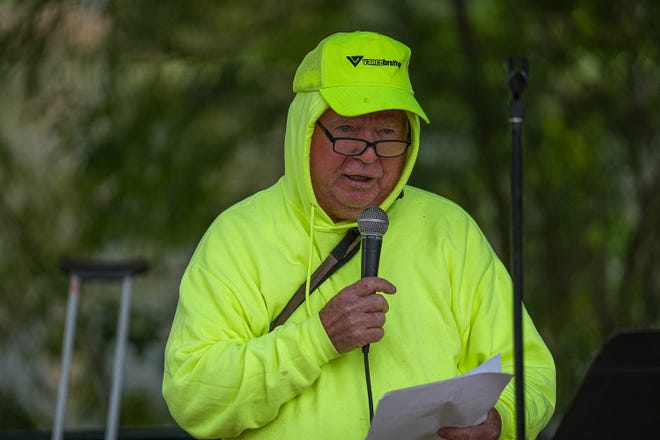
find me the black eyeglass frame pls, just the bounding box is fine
[315,120,412,158]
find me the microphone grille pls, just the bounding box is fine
[357,206,389,237]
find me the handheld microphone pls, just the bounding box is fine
[357,206,389,279]
[357,206,389,422]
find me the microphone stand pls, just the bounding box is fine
[507,58,528,440]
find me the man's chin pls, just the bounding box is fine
[336,201,380,221]
[320,190,383,222]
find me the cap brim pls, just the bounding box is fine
[320,85,429,123]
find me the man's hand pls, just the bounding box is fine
[437,408,501,440]
[319,277,396,353]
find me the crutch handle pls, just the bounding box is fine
[59,257,149,280]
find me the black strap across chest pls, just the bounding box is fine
[269,228,361,331]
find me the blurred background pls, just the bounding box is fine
[0,0,658,438]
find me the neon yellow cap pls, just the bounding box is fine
[293,31,429,123]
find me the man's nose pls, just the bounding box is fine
[355,143,379,162]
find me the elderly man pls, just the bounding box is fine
[163,31,555,439]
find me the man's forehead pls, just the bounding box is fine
[323,108,406,123]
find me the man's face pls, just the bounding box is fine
[310,108,408,222]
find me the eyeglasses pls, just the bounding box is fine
[316,120,411,158]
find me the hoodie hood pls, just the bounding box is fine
[280,90,421,233]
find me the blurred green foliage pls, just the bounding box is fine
[0,0,658,437]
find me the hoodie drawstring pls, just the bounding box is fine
[304,205,316,317]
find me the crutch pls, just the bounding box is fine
[52,257,149,440]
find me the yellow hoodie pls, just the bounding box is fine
[162,91,556,439]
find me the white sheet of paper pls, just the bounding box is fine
[365,354,513,440]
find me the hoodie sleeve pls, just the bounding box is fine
[452,216,556,439]
[162,259,340,439]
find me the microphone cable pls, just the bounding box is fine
[363,343,374,421]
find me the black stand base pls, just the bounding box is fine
[553,329,660,438]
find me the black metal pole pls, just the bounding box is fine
[507,58,528,439]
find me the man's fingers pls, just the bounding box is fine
[361,293,390,313]
[320,277,397,353]
[353,276,397,296]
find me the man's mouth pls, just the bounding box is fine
[345,174,373,182]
